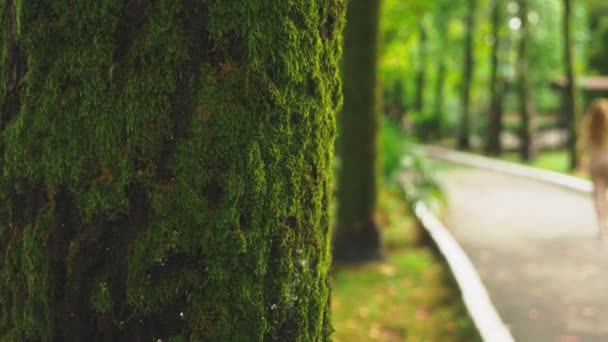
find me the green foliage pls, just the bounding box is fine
[380,0,590,142]
[584,0,608,74]
[91,281,113,315]
[503,0,588,110]
[380,120,442,208]
[381,119,407,180]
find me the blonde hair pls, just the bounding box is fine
[582,98,608,150]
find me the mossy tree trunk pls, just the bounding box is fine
[486,0,505,155]
[563,0,578,170]
[414,21,427,114]
[459,0,477,150]
[334,0,383,264]
[517,0,536,161]
[0,1,345,340]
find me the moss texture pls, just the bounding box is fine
[333,0,383,264]
[0,0,345,340]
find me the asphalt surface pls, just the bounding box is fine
[438,166,608,342]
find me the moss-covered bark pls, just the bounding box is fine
[0,1,345,340]
[517,0,536,161]
[459,0,477,150]
[486,0,505,155]
[334,0,383,264]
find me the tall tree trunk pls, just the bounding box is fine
[459,0,477,150]
[564,0,578,170]
[517,0,536,161]
[433,61,447,136]
[433,9,449,138]
[486,0,505,155]
[389,79,405,123]
[334,0,383,263]
[414,21,427,114]
[0,1,345,340]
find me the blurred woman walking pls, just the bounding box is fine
[579,98,608,238]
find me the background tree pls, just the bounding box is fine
[414,18,428,114]
[334,0,384,263]
[584,0,608,75]
[517,0,536,161]
[459,0,478,150]
[486,0,506,155]
[432,0,457,138]
[0,1,345,340]
[387,79,406,123]
[563,0,578,169]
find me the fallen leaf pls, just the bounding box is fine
[378,264,397,277]
[358,306,369,318]
[415,308,429,320]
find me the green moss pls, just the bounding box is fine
[90,281,113,315]
[1,0,346,340]
[21,219,52,338]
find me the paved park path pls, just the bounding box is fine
[436,165,608,342]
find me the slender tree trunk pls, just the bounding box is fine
[0,1,345,340]
[390,79,405,123]
[564,0,578,170]
[414,21,428,114]
[433,10,448,138]
[486,0,505,155]
[459,0,477,150]
[434,61,447,136]
[517,0,536,161]
[334,0,383,263]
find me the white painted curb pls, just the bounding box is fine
[422,145,592,194]
[413,201,515,342]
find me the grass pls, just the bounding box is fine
[501,149,589,179]
[436,136,589,178]
[331,187,480,342]
[502,149,569,172]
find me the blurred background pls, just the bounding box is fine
[330,0,607,341]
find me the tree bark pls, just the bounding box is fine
[486,0,505,155]
[414,21,427,114]
[389,79,405,123]
[334,0,383,264]
[433,6,449,138]
[433,61,447,137]
[0,1,345,340]
[564,0,578,170]
[517,0,536,161]
[459,0,477,150]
